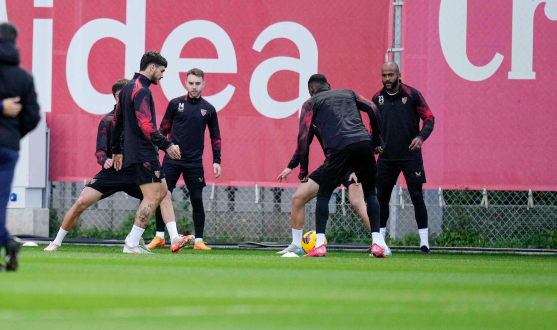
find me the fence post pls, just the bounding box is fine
[341,186,346,216]
[527,188,534,210]
[480,186,489,208]
[438,185,446,206]
[387,0,404,240]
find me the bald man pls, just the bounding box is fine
[371,62,435,254]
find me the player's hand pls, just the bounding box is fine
[103,158,113,170]
[2,97,22,117]
[348,172,360,186]
[301,175,309,183]
[213,163,222,178]
[167,144,181,160]
[409,137,423,151]
[112,154,123,171]
[277,168,292,183]
[374,146,383,154]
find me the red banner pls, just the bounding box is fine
[5,0,389,187]
[402,0,557,191]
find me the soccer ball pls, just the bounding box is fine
[301,231,328,253]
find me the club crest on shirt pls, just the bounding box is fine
[201,109,207,116]
[178,103,184,112]
[402,97,407,104]
[378,95,384,105]
[154,171,160,178]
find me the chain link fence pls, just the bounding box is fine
[49,182,557,248]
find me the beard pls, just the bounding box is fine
[384,79,399,91]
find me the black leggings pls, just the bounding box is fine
[377,182,428,229]
[155,187,206,238]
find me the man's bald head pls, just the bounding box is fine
[381,62,401,93]
[381,61,400,73]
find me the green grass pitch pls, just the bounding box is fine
[1,246,556,330]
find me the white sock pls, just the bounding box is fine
[419,228,429,248]
[156,231,165,240]
[195,238,203,244]
[372,232,386,246]
[315,233,325,248]
[292,229,303,248]
[126,225,145,247]
[53,228,69,246]
[166,221,179,243]
[380,227,386,240]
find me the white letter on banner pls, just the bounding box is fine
[250,22,317,119]
[509,0,557,79]
[66,0,145,115]
[439,0,504,81]
[161,20,237,112]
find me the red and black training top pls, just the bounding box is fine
[94,107,115,168]
[371,83,435,161]
[295,87,383,180]
[111,73,172,168]
[159,95,221,167]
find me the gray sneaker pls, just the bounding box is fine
[277,244,304,255]
[123,237,153,254]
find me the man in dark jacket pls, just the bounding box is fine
[295,74,391,258]
[0,22,41,271]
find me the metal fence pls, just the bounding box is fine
[49,182,557,247]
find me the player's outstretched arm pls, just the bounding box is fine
[296,99,314,181]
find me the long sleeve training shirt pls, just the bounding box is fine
[159,95,221,167]
[112,73,172,168]
[371,83,434,161]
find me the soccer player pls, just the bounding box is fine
[44,79,159,251]
[111,51,187,254]
[371,62,435,254]
[276,120,371,255]
[147,68,221,251]
[0,22,41,271]
[295,74,390,258]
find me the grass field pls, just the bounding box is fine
[1,246,556,330]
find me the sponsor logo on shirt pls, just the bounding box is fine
[178,103,184,112]
[201,109,207,116]
[415,172,421,177]
[402,97,407,104]
[199,177,204,182]
[89,179,96,184]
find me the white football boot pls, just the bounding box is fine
[44,242,60,252]
[123,237,153,254]
[276,244,304,255]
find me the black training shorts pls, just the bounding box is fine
[320,140,377,190]
[131,160,165,186]
[309,166,355,188]
[86,167,143,200]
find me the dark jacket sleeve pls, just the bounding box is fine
[296,99,314,180]
[414,90,435,141]
[159,100,175,137]
[18,76,41,138]
[111,98,124,154]
[134,89,172,151]
[207,107,222,164]
[354,92,384,148]
[94,118,110,166]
